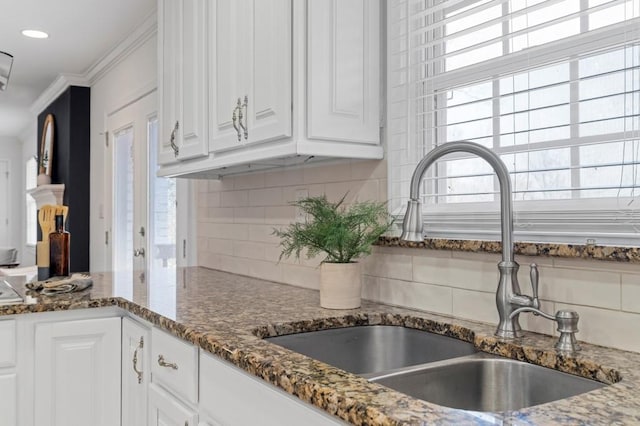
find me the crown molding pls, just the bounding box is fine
[27,9,157,118]
[85,11,157,85]
[28,74,89,117]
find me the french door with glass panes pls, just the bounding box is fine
[107,91,177,293]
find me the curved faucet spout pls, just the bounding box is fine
[403,141,514,264]
[400,141,536,339]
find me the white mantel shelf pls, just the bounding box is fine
[27,184,65,209]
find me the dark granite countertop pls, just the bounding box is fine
[1,267,638,425]
[376,236,640,263]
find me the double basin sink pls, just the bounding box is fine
[265,325,606,412]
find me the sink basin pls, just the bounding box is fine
[370,354,606,412]
[0,280,22,305]
[264,325,477,375]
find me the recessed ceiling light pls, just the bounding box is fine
[21,29,49,39]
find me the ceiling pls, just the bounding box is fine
[0,0,156,138]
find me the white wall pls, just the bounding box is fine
[89,33,157,272]
[18,123,38,266]
[195,160,640,354]
[0,135,29,264]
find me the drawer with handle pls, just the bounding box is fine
[151,328,199,404]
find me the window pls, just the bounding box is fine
[388,0,640,245]
[25,157,38,246]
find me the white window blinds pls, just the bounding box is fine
[388,0,640,245]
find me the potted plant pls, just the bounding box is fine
[274,194,392,309]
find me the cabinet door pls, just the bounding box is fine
[0,373,16,426]
[34,317,121,426]
[209,0,245,152]
[148,384,198,426]
[122,318,151,426]
[243,0,292,147]
[158,0,208,165]
[307,0,381,144]
[210,0,292,152]
[158,0,180,165]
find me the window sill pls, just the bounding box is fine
[376,236,640,264]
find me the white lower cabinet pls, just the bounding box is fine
[34,316,122,426]
[0,309,342,426]
[0,373,17,426]
[122,317,151,426]
[149,383,199,426]
[199,352,344,426]
[0,319,16,426]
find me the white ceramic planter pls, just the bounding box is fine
[319,262,362,309]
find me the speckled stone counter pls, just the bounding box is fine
[1,268,639,425]
[377,236,640,263]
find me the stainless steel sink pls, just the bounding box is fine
[265,325,477,375]
[370,354,606,412]
[0,280,22,305]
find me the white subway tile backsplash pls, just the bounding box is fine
[393,279,452,315]
[622,274,640,313]
[350,160,387,180]
[281,264,320,289]
[452,289,498,324]
[413,256,498,292]
[201,223,249,241]
[233,241,266,260]
[535,266,621,310]
[207,238,234,256]
[197,237,208,252]
[248,260,282,283]
[264,206,295,224]
[197,180,209,193]
[248,224,281,244]
[233,172,266,190]
[207,207,235,223]
[303,163,352,184]
[197,207,207,221]
[197,192,208,208]
[216,254,250,276]
[233,207,265,224]
[362,253,412,281]
[208,179,227,192]
[199,252,219,270]
[207,192,221,208]
[265,169,304,188]
[221,190,249,207]
[249,188,284,207]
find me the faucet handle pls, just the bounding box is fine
[530,263,540,309]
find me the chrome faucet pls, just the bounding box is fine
[400,141,539,339]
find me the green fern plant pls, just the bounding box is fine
[274,194,392,264]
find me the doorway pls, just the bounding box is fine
[107,91,177,297]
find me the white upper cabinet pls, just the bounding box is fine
[307,0,380,144]
[210,0,292,153]
[157,0,383,178]
[158,0,209,166]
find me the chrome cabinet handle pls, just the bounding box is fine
[169,121,180,157]
[232,99,242,141]
[239,95,248,140]
[157,354,178,370]
[132,336,144,384]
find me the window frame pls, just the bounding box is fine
[387,0,640,246]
